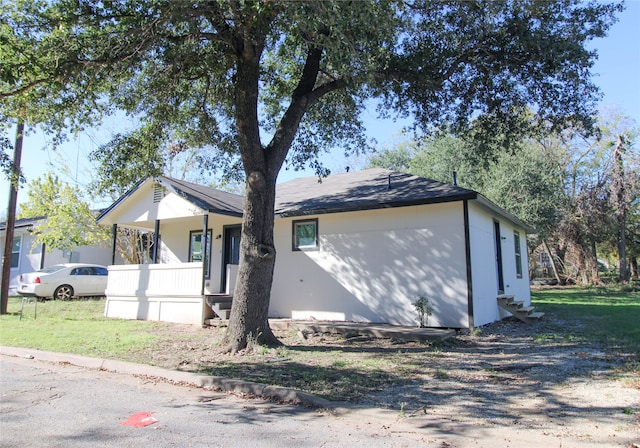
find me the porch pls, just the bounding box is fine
[104,262,239,325]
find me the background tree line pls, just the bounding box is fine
[369,111,639,285]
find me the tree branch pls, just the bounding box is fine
[266,41,347,175]
[0,78,50,99]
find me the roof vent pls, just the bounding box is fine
[153,185,165,203]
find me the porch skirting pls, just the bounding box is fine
[105,263,212,325]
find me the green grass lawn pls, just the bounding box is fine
[0,297,159,358]
[2,287,638,358]
[532,286,640,353]
[1,288,638,401]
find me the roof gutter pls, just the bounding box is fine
[473,195,536,234]
[275,192,478,219]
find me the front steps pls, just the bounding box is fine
[206,294,233,320]
[497,294,544,323]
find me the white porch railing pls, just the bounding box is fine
[105,262,207,325]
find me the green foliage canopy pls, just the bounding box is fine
[18,174,110,252]
[0,0,623,176]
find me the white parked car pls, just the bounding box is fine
[18,263,109,300]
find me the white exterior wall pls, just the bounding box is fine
[467,201,531,327]
[103,181,207,226]
[271,202,470,328]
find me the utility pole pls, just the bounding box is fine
[1,122,24,314]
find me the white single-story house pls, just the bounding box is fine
[96,168,535,328]
[0,217,113,295]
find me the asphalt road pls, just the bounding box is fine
[0,354,425,448]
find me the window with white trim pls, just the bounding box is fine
[292,219,318,251]
[11,236,21,268]
[189,230,212,278]
[514,230,523,278]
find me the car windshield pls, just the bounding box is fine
[38,265,67,274]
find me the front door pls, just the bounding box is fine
[493,220,505,294]
[222,225,241,293]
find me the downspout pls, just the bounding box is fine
[111,224,117,265]
[463,200,474,330]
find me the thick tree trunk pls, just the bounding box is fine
[223,170,281,352]
[613,136,629,283]
[617,219,628,282]
[222,18,327,352]
[587,239,601,285]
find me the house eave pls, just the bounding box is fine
[96,178,245,226]
[96,178,148,224]
[473,195,536,234]
[0,216,45,231]
[275,192,478,218]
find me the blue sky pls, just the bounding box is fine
[2,1,639,214]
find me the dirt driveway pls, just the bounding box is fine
[356,318,640,447]
[121,315,639,447]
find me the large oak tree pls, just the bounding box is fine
[0,0,621,351]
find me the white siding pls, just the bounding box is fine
[467,201,531,327]
[99,180,206,228]
[105,263,207,325]
[271,202,469,328]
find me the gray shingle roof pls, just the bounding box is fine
[97,169,533,232]
[0,216,45,231]
[160,177,244,217]
[274,168,476,217]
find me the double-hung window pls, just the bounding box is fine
[10,236,21,268]
[189,230,212,278]
[514,231,523,278]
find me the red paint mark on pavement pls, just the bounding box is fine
[120,411,158,428]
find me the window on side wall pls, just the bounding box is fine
[10,236,21,268]
[189,229,212,278]
[292,219,318,251]
[514,230,523,278]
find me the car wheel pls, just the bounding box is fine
[53,285,74,300]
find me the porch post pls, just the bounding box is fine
[111,224,117,265]
[39,243,46,269]
[152,219,160,263]
[201,214,209,295]
[463,200,474,330]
